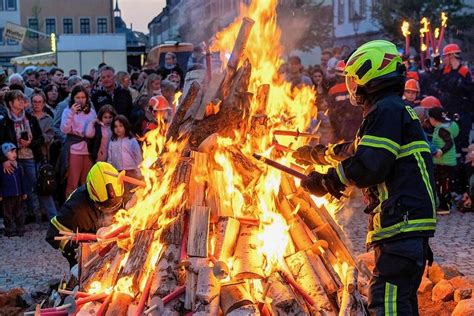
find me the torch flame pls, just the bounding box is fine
[441,12,448,28]
[420,17,430,36]
[401,21,410,37]
[434,27,440,39]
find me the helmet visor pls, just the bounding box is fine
[345,76,358,106]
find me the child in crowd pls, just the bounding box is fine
[428,107,459,215]
[107,115,143,179]
[87,104,116,162]
[403,79,420,108]
[0,143,27,237]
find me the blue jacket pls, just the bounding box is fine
[0,164,27,197]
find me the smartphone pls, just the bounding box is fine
[20,131,29,141]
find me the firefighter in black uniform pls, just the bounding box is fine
[293,40,435,315]
[46,162,126,267]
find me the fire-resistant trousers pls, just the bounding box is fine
[368,237,431,316]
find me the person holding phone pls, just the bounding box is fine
[59,85,96,198]
[0,90,44,224]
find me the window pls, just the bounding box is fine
[45,18,56,34]
[0,28,4,45]
[338,0,345,24]
[80,18,90,34]
[97,18,108,33]
[6,0,16,11]
[360,0,366,17]
[0,1,4,11]
[63,18,73,34]
[28,18,39,38]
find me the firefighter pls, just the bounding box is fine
[293,40,435,315]
[326,60,363,142]
[435,43,472,156]
[403,79,420,108]
[46,162,126,267]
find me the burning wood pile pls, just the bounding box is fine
[43,2,372,316]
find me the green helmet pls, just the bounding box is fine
[344,40,404,104]
[345,40,402,85]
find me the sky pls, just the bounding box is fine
[119,0,166,33]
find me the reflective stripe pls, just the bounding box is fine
[398,141,431,159]
[405,106,419,121]
[367,218,437,244]
[385,283,398,315]
[414,152,436,216]
[359,135,400,157]
[336,163,348,185]
[51,217,72,251]
[325,145,340,166]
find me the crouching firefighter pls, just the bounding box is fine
[46,162,126,267]
[293,40,435,315]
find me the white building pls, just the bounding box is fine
[0,0,22,69]
[333,0,379,48]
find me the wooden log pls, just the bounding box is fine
[266,272,309,315]
[118,230,155,294]
[194,295,220,316]
[193,72,225,121]
[307,250,339,296]
[187,151,208,208]
[220,281,254,315]
[104,292,132,316]
[166,81,200,141]
[286,250,338,315]
[195,267,220,303]
[288,215,314,251]
[206,170,234,221]
[188,62,252,149]
[80,244,122,291]
[225,145,261,187]
[227,305,260,316]
[160,209,185,246]
[151,244,181,297]
[313,223,356,271]
[213,216,240,261]
[339,267,366,316]
[184,257,207,311]
[255,84,270,115]
[232,224,265,280]
[187,206,210,258]
[220,17,255,100]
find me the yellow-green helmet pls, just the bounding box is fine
[345,40,402,87]
[86,162,124,213]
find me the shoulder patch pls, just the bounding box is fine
[458,66,469,77]
[405,106,419,121]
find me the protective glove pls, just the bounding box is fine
[301,168,346,199]
[292,144,329,166]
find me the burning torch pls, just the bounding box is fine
[420,17,430,68]
[436,12,448,54]
[401,21,411,55]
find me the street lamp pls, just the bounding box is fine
[352,11,362,47]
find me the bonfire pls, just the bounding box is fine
[46,1,370,315]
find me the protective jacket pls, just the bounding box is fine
[45,185,104,266]
[432,122,459,167]
[436,64,472,115]
[326,92,436,247]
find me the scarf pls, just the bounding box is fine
[7,108,33,159]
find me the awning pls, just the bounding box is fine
[11,52,56,66]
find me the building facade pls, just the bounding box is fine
[19,0,115,54]
[0,0,22,68]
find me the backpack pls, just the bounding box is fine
[37,163,57,196]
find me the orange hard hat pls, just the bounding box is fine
[406,71,420,81]
[404,79,420,92]
[443,43,461,56]
[335,60,346,74]
[420,96,441,109]
[149,95,171,112]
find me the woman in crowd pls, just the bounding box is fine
[0,90,44,223]
[30,89,57,220]
[107,115,142,179]
[44,84,60,111]
[87,104,116,163]
[59,85,96,197]
[117,71,139,102]
[136,73,162,105]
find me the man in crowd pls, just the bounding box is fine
[293,40,435,314]
[49,68,68,101]
[285,55,313,88]
[91,65,133,117]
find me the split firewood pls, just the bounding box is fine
[206,170,235,220]
[193,72,225,121]
[187,206,210,258]
[227,304,261,316]
[104,292,133,316]
[220,281,254,315]
[286,250,338,315]
[151,244,181,297]
[118,230,155,294]
[184,257,207,310]
[265,272,309,315]
[80,244,123,291]
[187,151,208,208]
[232,224,265,279]
[339,267,366,316]
[213,216,240,261]
[166,81,201,142]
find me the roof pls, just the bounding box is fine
[11,52,56,66]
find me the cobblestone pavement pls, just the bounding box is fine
[0,222,69,294]
[338,191,474,277]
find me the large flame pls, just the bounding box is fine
[401,21,410,38]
